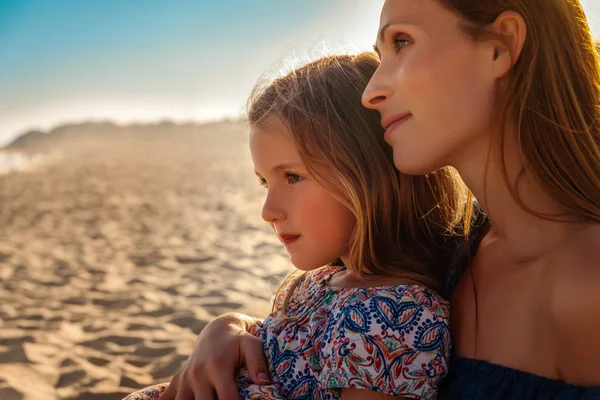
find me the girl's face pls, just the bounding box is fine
[250,119,356,271]
[362,0,499,174]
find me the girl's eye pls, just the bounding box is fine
[393,34,411,52]
[285,172,303,185]
[258,177,268,188]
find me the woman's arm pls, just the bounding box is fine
[158,312,270,400]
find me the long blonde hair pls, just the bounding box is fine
[248,53,466,313]
[440,0,600,222]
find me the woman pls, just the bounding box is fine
[159,0,600,399]
[363,0,600,398]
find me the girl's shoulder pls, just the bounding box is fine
[330,281,450,319]
[315,264,450,320]
[318,281,451,398]
[327,280,451,346]
[271,266,338,312]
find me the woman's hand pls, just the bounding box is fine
[158,312,270,400]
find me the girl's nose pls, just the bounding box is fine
[261,192,286,223]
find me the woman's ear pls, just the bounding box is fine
[488,11,527,79]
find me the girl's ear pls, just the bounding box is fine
[488,10,527,79]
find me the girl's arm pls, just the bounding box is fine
[341,389,410,399]
[158,313,269,400]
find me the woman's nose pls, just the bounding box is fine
[362,70,391,109]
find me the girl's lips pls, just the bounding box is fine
[279,235,300,245]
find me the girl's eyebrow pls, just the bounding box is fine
[271,162,303,171]
[254,162,304,176]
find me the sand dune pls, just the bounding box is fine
[0,121,290,400]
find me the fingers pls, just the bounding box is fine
[173,384,196,400]
[193,383,217,400]
[240,335,271,385]
[203,354,241,400]
[210,375,240,400]
[160,366,191,400]
[159,379,177,400]
[158,314,263,400]
[160,371,218,400]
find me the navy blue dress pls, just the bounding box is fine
[440,356,600,399]
[439,211,600,399]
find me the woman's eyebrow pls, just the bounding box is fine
[378,22,392,44]
[372,22,391,57]
[375,20,421,54]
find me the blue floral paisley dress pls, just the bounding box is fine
[237,265,450,399]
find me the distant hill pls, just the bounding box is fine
[3,119,249,153]
[6,130,47,150]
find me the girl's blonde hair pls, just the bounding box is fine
[440,0,600,223]
[248,52,466,314]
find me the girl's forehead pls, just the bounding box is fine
[250,117,290,138]
[250,122,299,160]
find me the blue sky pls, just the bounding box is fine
[0,0,599,145]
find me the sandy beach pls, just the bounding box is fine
[0,121,290,400]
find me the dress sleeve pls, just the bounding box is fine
[238,367,287,400]
[122,383,168,400]
[318,288,450,399]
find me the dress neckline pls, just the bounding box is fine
[454,356,600,391]
[319,265,432,293]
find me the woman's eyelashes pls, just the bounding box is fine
[392,33,411,52]
[257,172,305,188]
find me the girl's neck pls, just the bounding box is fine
[326,265,423,289]
[327,257,418,288]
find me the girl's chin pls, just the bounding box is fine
[291,264,321,272]
[290,260,328,272]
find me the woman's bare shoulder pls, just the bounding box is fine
[550,224,600,386]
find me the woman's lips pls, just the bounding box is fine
[383,113,412,140]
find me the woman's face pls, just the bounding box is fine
[362,0,499,174]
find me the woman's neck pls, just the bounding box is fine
[455,135,583,263]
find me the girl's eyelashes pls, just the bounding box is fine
[257,172,304,188]
[285,172,304,185]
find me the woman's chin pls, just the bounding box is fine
[392,153,440,175]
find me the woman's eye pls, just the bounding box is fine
[258,178,268,188]
[285,173,303,184]
[393,35,411,52]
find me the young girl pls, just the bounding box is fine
[127,52,466,400]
